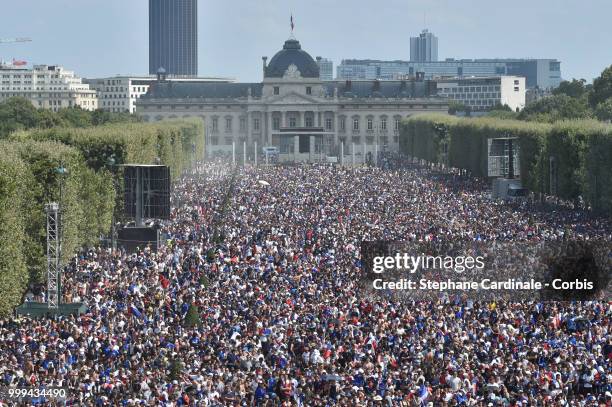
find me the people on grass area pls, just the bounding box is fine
[0,158,610,406]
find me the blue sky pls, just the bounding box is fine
[1,0,610,82]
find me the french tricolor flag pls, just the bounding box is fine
[130,304,143,319]
[418,384,429,402]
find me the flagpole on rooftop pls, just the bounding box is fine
[289,13,296,40]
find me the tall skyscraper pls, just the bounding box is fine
[149,0,198,77]
[410,29,438,62]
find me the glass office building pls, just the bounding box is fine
[410,30,438,62]
[149,0,198,77]
[337,58,561,89]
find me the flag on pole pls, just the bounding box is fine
[418,384,429,402]
[129,304,144,319]
[290,14,295,32]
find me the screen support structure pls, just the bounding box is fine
[45,203,60,309]
[135,167,143,227]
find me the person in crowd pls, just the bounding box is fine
[0,158,609,406]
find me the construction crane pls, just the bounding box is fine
[0,37,32,44]
[0,38,32,66]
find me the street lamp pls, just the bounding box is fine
[339,135,346,166]
[53,163,68,304]
[107,156,119,250]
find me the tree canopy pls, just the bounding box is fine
[553,78,590,99]
[594,98,612,122]
[0,97,142,139]
[518,94,591,122]
[589,65,612,108]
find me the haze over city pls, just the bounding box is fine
[1,0,610,82]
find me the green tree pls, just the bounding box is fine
[0,154,30,316]
[91,109,142,126]
[448,101,469,115]
[488,103,518,119]
[37,109,66,129]
[0,97,40,139]
[553,78,588,99]
[57,107,92,127]
[490,103,513,112]
[168,359,183,381]
[184,303,201,327]
[594,98,612,122]
[518,94,591,122]
[589,65,612,108]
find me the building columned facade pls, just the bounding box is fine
[149,0,198,76]
[136,37,448,162]
[0,64,97,111]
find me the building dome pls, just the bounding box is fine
[265,39,320,79]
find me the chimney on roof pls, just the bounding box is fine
[262,56,268,76]
[156,67,167,82]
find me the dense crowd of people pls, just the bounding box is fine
[0,158,610,406]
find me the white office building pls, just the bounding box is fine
[85,75,232,114]
[436,76,526,112]
[0,63,97,111]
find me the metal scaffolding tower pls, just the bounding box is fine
[45,203,60,308]
[15,199,85,318]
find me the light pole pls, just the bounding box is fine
[107,157,118,250]
[232,141,236,166]
[374,120,380,167]
[242,138,246,166]
[54,163,68,305]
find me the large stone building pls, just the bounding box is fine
[136,37,448,162]
[0,63,97,111]
[84,75,232,114]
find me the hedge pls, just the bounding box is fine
[547,121,612,213]
[0,140,113,283]
[0,150,30,316]
[0,119,204,315]
[400,114,612,215]
[10,118,204,178]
